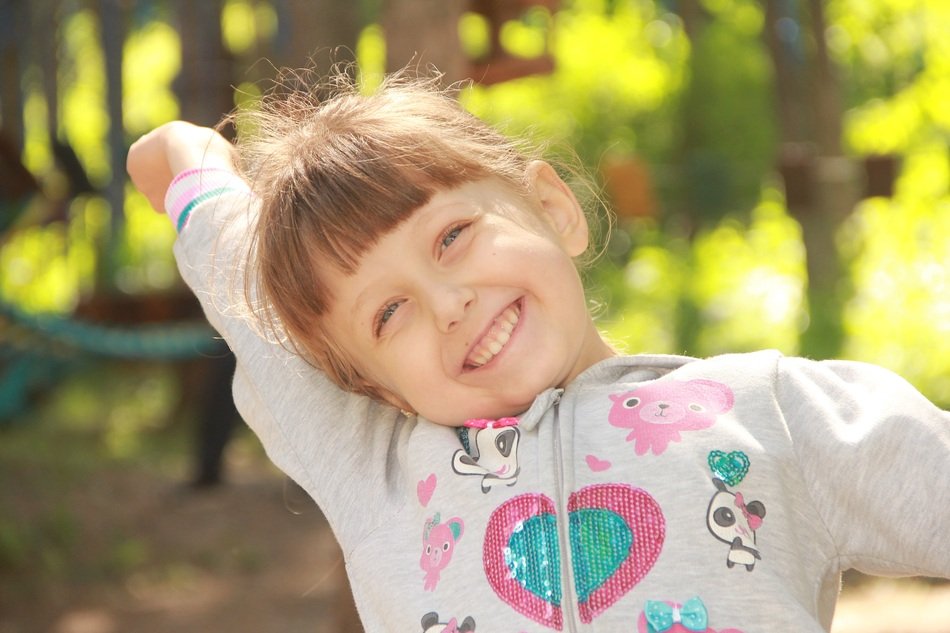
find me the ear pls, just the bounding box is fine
[421,612,440,630]
[689,379,735,413]
[525,160,589,257]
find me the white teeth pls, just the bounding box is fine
[465,303,521,368]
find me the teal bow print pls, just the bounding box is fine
[644,597,708,632]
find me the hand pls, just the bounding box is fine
[127,121,237,212]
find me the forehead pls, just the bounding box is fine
[329,177,534,272]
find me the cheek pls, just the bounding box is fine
[369,342,452,414]
[322,315,374,373]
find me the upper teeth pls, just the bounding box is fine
[467,306,519,368]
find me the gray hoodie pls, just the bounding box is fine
[170,174,950,632]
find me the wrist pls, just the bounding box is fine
[164,167,251,232]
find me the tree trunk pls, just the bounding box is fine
[176,0,233,127]
[764,0,858,358]
[271,0,362,70]
[0,0,30,151]
[762,0,808,144]
[383,0,465,83]
[97,0,127,290]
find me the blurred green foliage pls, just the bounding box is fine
[0,0,947,406]
[460,0,949,404]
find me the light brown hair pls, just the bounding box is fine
[230,67,546,401]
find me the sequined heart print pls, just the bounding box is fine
[707,450,750,487]
[483,484,665,629]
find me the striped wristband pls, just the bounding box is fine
[163,167,252,232]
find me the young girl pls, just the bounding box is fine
[128,71,950,632]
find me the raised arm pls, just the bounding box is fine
[126,123,408,552]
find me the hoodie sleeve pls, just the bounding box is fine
[774,355,950,578]
[166,169,408,552]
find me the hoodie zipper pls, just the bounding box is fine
[550,389,580,632]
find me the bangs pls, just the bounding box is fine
[289,135,487,274]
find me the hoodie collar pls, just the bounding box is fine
[515,353,697,432]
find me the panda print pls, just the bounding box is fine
[420,612,476,633]
[452,419,521,493]
[705,478,766,571]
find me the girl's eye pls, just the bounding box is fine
[440,223,467,250]
[374,301,402,337]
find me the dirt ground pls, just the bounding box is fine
[0,452,360,633]
[1,412,947,633]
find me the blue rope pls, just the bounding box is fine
[0,300,225,360]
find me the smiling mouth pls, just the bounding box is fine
[464,301,521,370]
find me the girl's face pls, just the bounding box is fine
[322,162,616,426]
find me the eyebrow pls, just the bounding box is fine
[347,192,477,326]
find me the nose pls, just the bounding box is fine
[429,282,475,333]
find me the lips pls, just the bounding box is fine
[464,301,521,369]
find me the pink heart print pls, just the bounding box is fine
[417,473,437,507]
[483,484,665,629]
[585,454,612,472]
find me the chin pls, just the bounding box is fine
[471,399,534,425]
[424,413,471,428]
[421,400,529,428]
